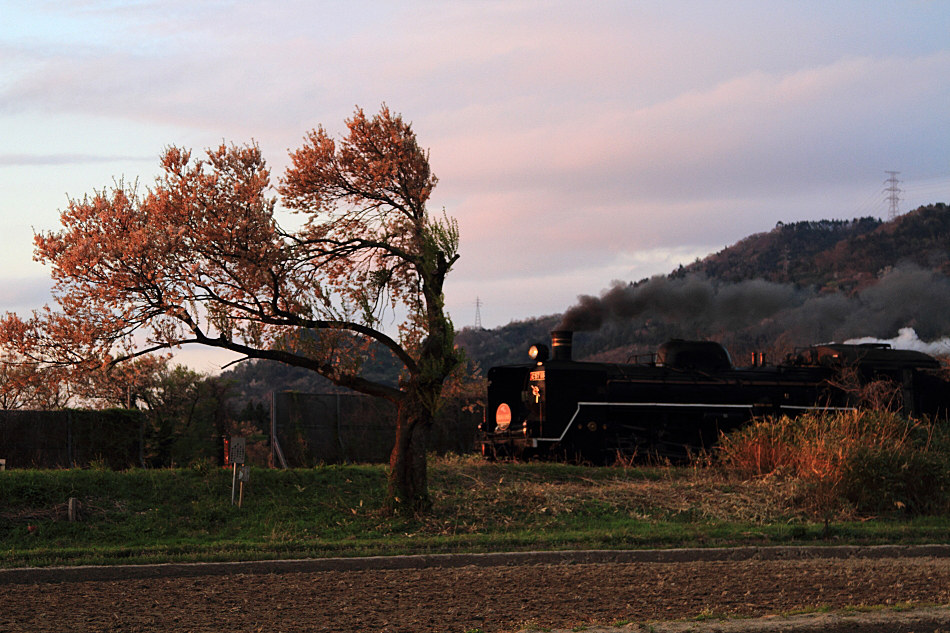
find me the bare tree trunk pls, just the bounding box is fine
[387,391,433,514]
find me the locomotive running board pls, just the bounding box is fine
[533,401,857,445]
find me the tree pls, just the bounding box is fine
[138,366,235,468]
[0,349,71,410]
[0,105,461,512]
[78,354,170,410]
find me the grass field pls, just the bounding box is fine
[2,454,948,569]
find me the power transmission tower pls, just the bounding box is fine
[474,297,483,329]
[884,171,901,219]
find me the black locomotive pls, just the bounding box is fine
[478,330,948,463]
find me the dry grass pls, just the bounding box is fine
[421,457,806,537]
[520,471,803,523]
[717,410,950,518]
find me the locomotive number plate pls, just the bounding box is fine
[530,370,545,381]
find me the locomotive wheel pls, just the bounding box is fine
[548,442,605,466]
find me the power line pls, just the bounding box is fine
[902,172,950,206]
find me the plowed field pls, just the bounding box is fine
[3,557,950,632]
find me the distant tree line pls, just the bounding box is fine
[0,353,269,468]
[675,204,950,290]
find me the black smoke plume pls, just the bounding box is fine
[558,264,950,348]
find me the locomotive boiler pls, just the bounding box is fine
[477,330,946,463]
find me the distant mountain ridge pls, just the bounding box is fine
[672,217,883,288]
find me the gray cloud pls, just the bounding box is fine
[2,1,950,334]
[0,153,151,166]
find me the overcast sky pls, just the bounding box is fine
[2,0,949,370]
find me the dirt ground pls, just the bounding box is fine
[2,556,950,633]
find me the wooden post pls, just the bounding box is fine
[231,463,238,505]
[229,436,246,506]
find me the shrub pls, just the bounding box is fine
[717,411,950,518]
[839,446,950,516]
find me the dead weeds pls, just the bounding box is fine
[422,458,807,535]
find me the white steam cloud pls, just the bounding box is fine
[846,327,950,356]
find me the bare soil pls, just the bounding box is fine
[2,557,950,632]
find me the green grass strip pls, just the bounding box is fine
[2,457,949,568]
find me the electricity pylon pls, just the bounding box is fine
[884,171,901,219]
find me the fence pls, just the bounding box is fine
[0,409,144,469]
[270,392,481,467]
[0,393,482,469]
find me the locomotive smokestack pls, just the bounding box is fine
[551,330,573,361]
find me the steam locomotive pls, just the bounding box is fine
[477,330,948,463]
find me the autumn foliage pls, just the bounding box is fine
[0,105,461,511]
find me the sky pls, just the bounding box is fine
[2,0,949,372]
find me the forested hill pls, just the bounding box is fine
[673,203,950,293]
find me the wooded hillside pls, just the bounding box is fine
[675,203,950,292]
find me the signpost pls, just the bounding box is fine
[236,464,250,507]
[229,437,247,507]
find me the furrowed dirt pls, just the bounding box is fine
[2,555,950,632]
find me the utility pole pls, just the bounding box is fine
[884,171,901,219]
[474,297,483,329]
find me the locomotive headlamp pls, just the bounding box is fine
[495,403,512,432]
[528,343,549,362]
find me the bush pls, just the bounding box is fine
[717,411,950,518]
[839,446,950,516]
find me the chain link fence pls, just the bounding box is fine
[0,409,145,469]
[271,392,480,467]
[0,393,482,469]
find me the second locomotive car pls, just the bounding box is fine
[478,330,945,463]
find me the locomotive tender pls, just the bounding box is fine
[478,330,946,463]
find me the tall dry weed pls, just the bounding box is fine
[718,410,950,518]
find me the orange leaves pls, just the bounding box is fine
[337,105,437,213]
[278,105,449,338]
[282,105,436,223]
[281,127,337,213]
[8,142,285,369]
[2,104,463,423]
[160,146,192,176]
